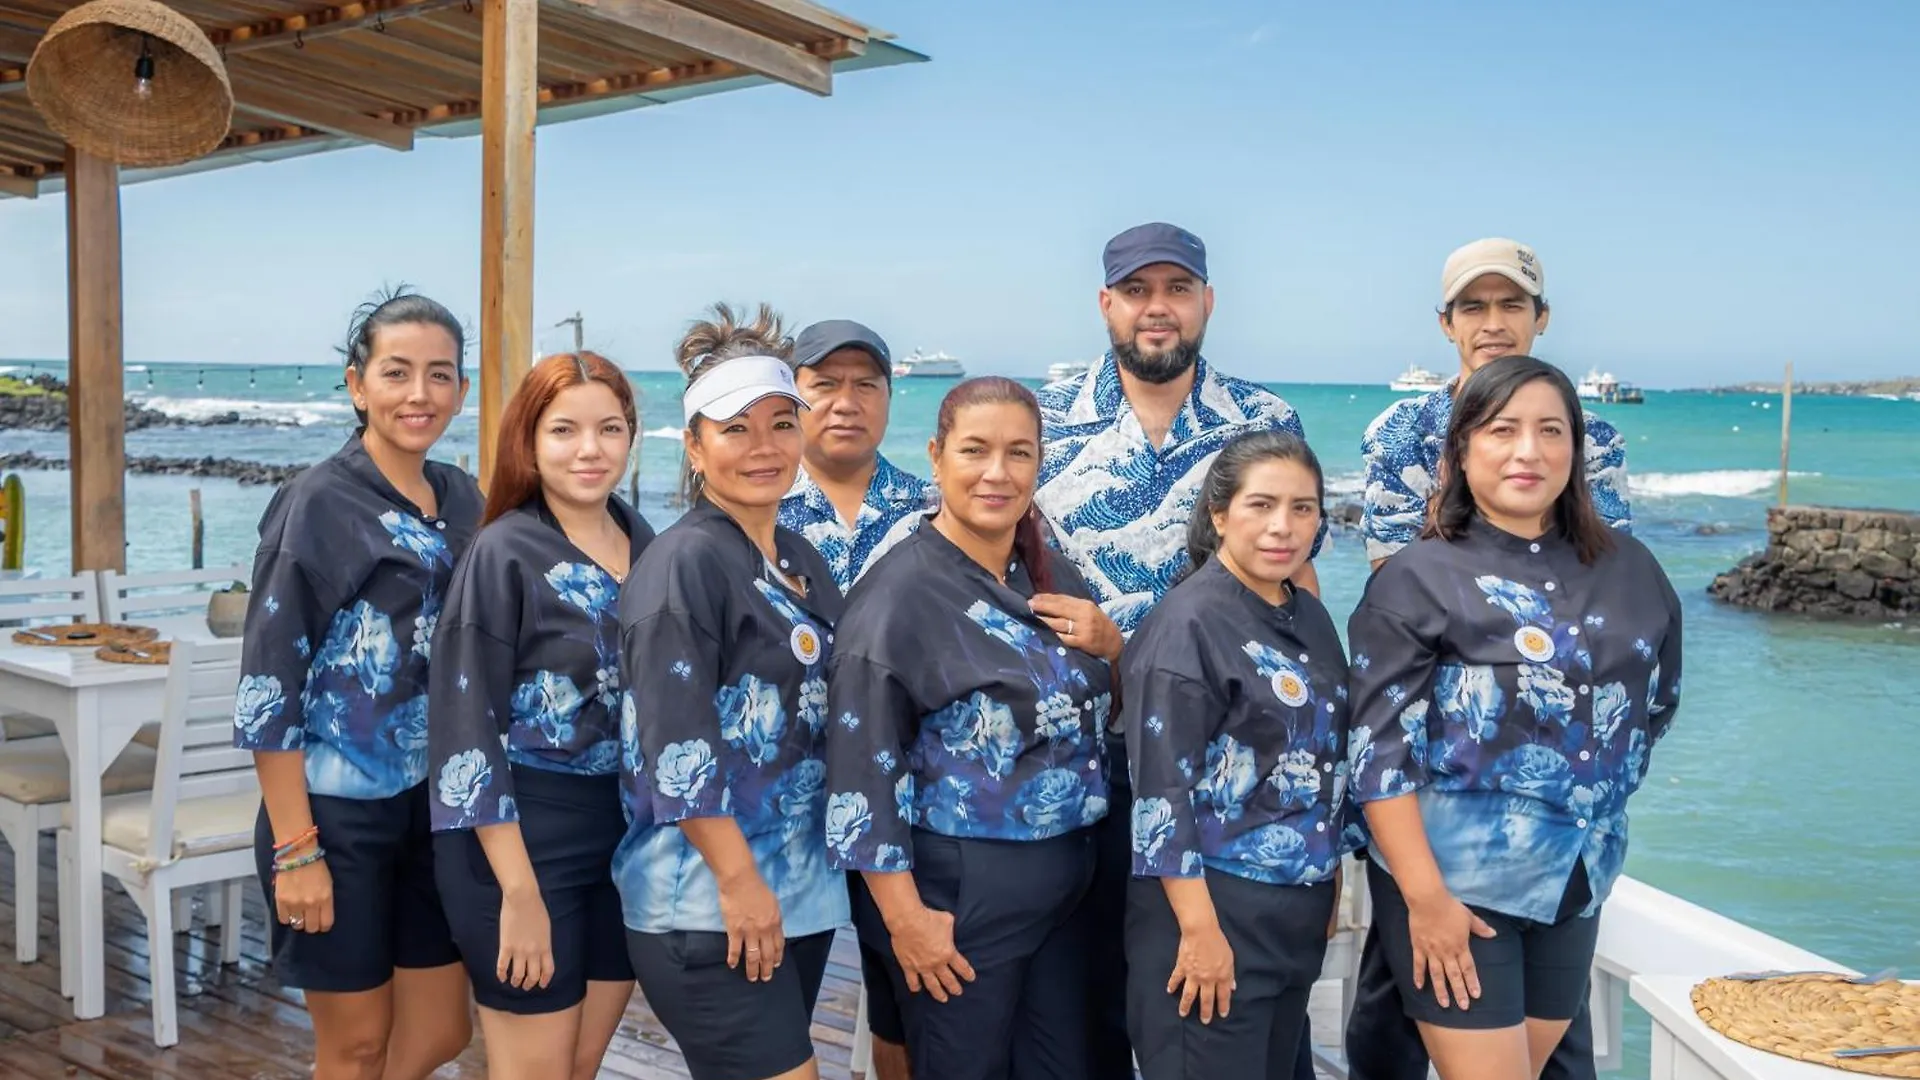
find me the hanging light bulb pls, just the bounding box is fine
[132,35,154,102]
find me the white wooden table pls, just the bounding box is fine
[1632,974,1916,1080]
[0,615,219,1019]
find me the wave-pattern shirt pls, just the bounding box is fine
[615,500,850,938]
[1124,558,1355,887]
[824,520,1113,873]
[1034,354,1327,636]
[779,454,934,593]
[232,434,483,799]
[427,496,657,831]
[1344,517,1683,922]
[1360,381,1632,563]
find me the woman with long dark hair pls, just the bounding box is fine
[1346,355,1683,1080]
[234,290,479,1079]
[1120,430,1353,1078]
[824,376,1123,1080]
[426,351,653,1078]
[615,303,845,1080]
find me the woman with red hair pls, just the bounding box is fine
[426,351,655,1079]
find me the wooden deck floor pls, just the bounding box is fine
[0,832,866,1078]
[0,833,1343,1078]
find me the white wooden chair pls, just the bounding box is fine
[0,572,102,742]
[57,637,258,1047]
[97,564,250,624]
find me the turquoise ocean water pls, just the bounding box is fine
[4,360,1916,1068]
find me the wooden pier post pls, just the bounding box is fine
[477,0,538,491]
[190,489,205,570]
[1778,361,1794,506]
[65,147,126,573]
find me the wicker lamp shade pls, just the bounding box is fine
[27,0,233,168]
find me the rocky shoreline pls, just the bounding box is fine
[1710,505,1919,620]
[1701,375,1920,398]
[0,373,279,431]
[0,451,306,487]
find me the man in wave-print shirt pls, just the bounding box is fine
[1361,238,1632,571]
[1033,222,1327,1080]
[780,319,934,595]
[1348,238,1629,1080]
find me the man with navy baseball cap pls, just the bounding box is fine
[1034,222,1330,1079]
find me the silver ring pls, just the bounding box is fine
[747,947,761,954]
[1067,619,1075,636]
[289,916,304,927]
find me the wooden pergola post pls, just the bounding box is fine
[478,0,538,488]
[64,146,126,573]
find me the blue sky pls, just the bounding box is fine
[0,0,1914,387]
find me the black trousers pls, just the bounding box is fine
[1126,871,1334,1080]
[1343,857,1599,1080]
[1081,732,1136,1080]
[854,827,1097,1080]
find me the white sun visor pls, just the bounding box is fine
[681,355,810,425]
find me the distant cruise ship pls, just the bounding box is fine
[1389,364,1449,393]
[1045,359,1091,382]
[892,348,966,379]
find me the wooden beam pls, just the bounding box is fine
[478,0,536,490]
[542,0,832,96]
[0,167,33,197]
[213,0,467,55]
[232,80,414,149]
[64,146,125,573]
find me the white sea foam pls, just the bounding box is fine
[643,425,685,440]
[1629,469,1817,498]
[135,394,355,427]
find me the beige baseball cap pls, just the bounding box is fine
[1441,238,1544,304]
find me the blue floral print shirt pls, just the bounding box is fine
[1360,381,1633,563]
[1344,517,1683,922]
[232,434,483,800]
[614,499,850,938]
[1034,354,1327,636]
[1123,558,1355,887]
[824,519,1113,873]
[426,496,656,832]
[779,454,934,592]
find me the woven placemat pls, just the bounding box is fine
[11,623,160,648]
[95,640,170,665]
[1693,974,1920,1077]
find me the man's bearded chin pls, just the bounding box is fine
[1112,330,1202,385]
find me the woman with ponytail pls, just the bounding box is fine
[823,376,1121,1079]
[1120,430,1355,1079]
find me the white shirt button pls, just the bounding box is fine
[1578,684,1590,695]
[435,520,447,530]
[1569,627,1580,637]
[1299,653,1310,663]
[1324,762,1334,773]
[1579,750,1591,761]
[1325,702,1335,713]
[827,633,835,645]
[1089,759,1099,771]
[779,558,789,569]
[1316,822,1327,833]
[1529,543,1541,553]
[1545,582,1557,592]
[1083,701,1094,711]
[1056,647,1067,656]
[1576,818,1589,829]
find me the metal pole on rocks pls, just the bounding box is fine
[190,488,204,569]
[1778,361,1794,507]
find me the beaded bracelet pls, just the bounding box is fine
[273,847,326,874]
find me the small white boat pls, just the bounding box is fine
[1389,364,1449,393]
[892,349,965,379]
[1045,360,1091,382]
[1577,367,1645,404]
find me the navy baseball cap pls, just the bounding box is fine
[1102,222,1208,286]
[793,319,892,378]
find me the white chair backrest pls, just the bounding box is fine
[98,565,251,623]
[146,638,255,866]
[0,572,102,625]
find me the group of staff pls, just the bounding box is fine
[233,223,1684,1080]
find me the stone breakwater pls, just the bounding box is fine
[1710,505,1920,620]
[0,451,306,487]
[0,373,275,431]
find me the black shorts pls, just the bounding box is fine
[255,782,461,993]
[435,765,632,1014]
[857,936,908,1044]
[1126,869,1334,1080]
[627,929,834,1080]
[1368,861,1599,1031]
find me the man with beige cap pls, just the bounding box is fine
[1344,239,1633,1080]
[1359,238,1632,571]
